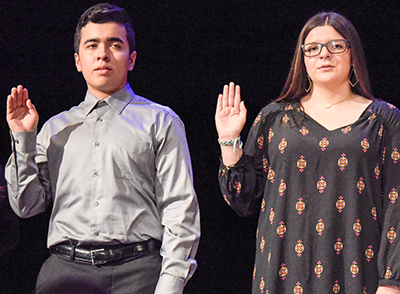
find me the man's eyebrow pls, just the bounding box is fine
[107,37,124,44]
[83,38,100,45]
[83,37,124,45]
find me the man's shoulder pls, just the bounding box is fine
[131,94,168,108]
[130,94,180,119]
[40,102,84,132]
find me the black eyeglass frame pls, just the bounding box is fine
[301,39,350,57]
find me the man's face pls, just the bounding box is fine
[74,22,136,99]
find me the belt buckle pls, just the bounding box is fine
[90,248,106,265]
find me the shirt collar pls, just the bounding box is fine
[84,84,135,116]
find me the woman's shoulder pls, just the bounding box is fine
[250,101,299,128]
[368,98,400,128]
[259,101,299,116]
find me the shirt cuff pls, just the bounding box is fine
[154,274,185,294]
[11,130,37,153]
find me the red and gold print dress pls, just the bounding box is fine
[219,100,400,293]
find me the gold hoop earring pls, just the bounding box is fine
[349,67,359,87]
[305,76,313,93]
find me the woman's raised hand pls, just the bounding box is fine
[215,82,247,141]
[6,85,39,132]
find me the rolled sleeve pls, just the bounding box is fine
[154,112,200,292]
[154,274,185,294]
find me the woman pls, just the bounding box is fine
[215,12,400,293]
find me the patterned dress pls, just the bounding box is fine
[219,99,400,293]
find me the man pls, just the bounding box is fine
[5,3,200,294]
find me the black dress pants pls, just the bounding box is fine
[35,251,162,294]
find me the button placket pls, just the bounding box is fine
[90,101,109,237]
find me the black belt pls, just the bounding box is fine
[50,239,161,266]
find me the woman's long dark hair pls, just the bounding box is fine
[276,12,374,103]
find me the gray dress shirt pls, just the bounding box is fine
[5,84,200,292]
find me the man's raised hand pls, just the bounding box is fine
[6,85,39,132]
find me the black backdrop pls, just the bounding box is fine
[0,0,399,293]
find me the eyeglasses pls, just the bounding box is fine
[301,39,350,57]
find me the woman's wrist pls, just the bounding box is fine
[218,136,243,152]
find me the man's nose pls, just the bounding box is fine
[97,46,109,61]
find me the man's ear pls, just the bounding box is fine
[128,51,137,71]
[74,53,82,72]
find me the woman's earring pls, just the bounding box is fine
[349,67,359,87]
[305,76,313,93]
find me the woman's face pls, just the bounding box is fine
[303,25,352,89]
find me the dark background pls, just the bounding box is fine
[0,0,399,293]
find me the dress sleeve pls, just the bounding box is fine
[378,109,400,288]
[153,112,200,294]
[218,107,276,217]
[4,130,52,218]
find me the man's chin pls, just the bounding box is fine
[87,83,125,98]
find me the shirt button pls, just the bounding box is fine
[94,232,99,236]
[97,118,103,122]
[94,201,99,207]
[15,140,19,144]
[95,142,100,147]
[93,171,99,177]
